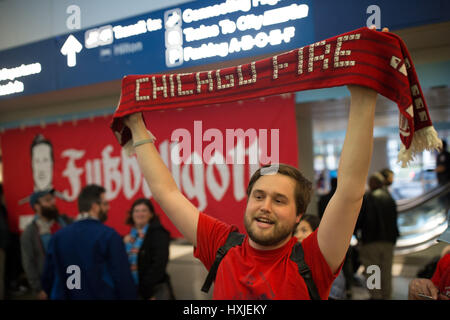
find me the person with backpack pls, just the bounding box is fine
[122,28,388,300]
[124,81,378,299]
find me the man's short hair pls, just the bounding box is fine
[246,164,312,216]
[380,168,393,179]
[368,173,385,191]
[299,214,321,231]
[78,184,106,213]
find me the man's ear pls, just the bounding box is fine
[90,202,99,214]
[296,213,303,224]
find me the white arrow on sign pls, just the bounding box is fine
[61,35,83,67]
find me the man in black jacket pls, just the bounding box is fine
[0,184,10,300]
[355,172,399,300]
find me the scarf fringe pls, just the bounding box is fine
[397,126,442,168]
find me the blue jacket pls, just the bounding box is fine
[42,219,137,300]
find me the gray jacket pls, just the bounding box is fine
[20,215,72,293]
[20,220,46,292]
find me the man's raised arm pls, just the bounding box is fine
[317,84,377,273]
[124,113,199,246]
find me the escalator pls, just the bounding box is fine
[395,182,449,255]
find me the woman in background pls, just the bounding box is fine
[124,198,175,300]
[294,214,347,300]
[294,214,320,243]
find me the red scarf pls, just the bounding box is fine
[111,27,441,167]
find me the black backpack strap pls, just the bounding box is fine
[290,242,321,300]
[201,231,245,293]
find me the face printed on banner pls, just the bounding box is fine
[244,174,300,249]
[31,141,54,191]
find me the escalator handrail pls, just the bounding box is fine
[396,182,450,213]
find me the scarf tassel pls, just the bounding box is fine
[398,126,442,168]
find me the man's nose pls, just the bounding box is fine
[260,197,272,212]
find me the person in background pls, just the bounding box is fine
[317,176,356,299]
[408,245,450,300]
[0,184,10,300]
[41,184,136,300]
[435,139,450,217]
[20,189,72,300]
[435,139,450,186]
[355,173,399,299]
[294,214,320,243]
[380,168,394,188]
[318,177,337,220]
[379,167,404,200]
[294,214,347,299]
[2,184,25,299]
[316,171,327,196]
[124,198,174,300]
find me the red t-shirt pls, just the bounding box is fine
[431,253,450,299]
[194,212,340,300]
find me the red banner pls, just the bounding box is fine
[1,94,298,237]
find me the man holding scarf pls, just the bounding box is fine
[119,26,394,300]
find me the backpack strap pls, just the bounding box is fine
[290,242,321,300]
[201,231,245,293]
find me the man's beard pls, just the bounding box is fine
[244,213,296,247]
[98,209,108,223]
[41,205,59,221]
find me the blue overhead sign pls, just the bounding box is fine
[0,0,449,100]
[52,0,316,92]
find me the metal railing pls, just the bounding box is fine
[395,183,449,255]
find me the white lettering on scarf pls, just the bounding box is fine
[134,33,361,102]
